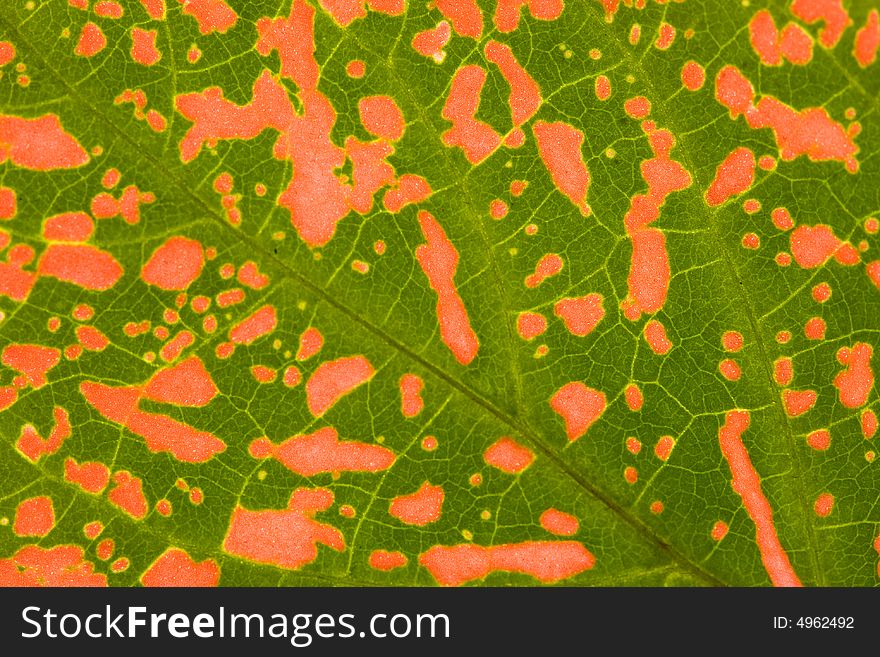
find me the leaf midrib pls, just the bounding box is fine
[0,6,728,587]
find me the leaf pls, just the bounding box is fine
[0,0,878,588]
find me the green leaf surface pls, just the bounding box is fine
[1,0,878,587]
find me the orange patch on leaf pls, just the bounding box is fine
[16,407,71,462]
[441,65,500,164]
[229,305,277,345]
[419,541,594,586]
[305,355,374,417]
[108,471,148,520]
[131,28,161,66]
[706,147,756,206]
[412,21,451,61]
[0,114,89,170]
[644,320,673,355]
[483,436,534,474]
[484,40,542,128]
[715,65,859,172]
[782,389,818,417]
[176,0,237,34]
[790,224,859,269]
[2,344,60,388]
[369,550,408,572]
[248,426,395,476]
[718,410,802,586]
[415,211,480,365]
[435,0,483,38]
[64,458,110,494]
[141,236,204,290]
[0,545,107,587]
[517,311,547,341]
[525,253,563,288]
[833,342,873,408]
[814,492,834,517]
[494,0,564,33]
[399,373,424,418]
[790,0,850,48]
[389,481,445,526]
[533,121,590,215]
[43,212,94,242]
[223,488,345,570]
[80,359,224,463]
[540,509,579,536]
[554,294,604,337]
[550,382,606,442]
[358,95,405,141]
[854,10,880,67]
[383,174,432,213]
[38,244,124,291]
[141,548,220,587]
[621,128,691,320]
[13,496,55,537]
[681,61,705,91]
[296,327,324,361]
[75,22,106,58]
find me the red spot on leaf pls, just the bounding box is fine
[833,342,873,408]
[0,115,89,170]
[441,65,500,164]
[305,355,374,417]
[229,305,277,345]
[533,121,590,215]
[854,10,879,67]
[540,509,579,536]
[369,550,408,572]
[554,294,604,337]
[358,95,405,141]
[141,236,204,290]
[176,0,237,34]
[494,0,563,33]
[249,426,395,476]
[484,436,534,474]
[75,22,106,58]
[2,344,60,388]
[13,496,55,537]
[16,407,71,462]
[550,382,606,442]
[223,488,345,570]
[419,541,594,586]
[108,471,148,520]
[141,548,220,587]
[0,545,107,587]
[415,211,480,365]
[65,458,110,494]
[412,21,451,62]
[399,373,424,418]
[389,481,444,526]
[718,410,802,586]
